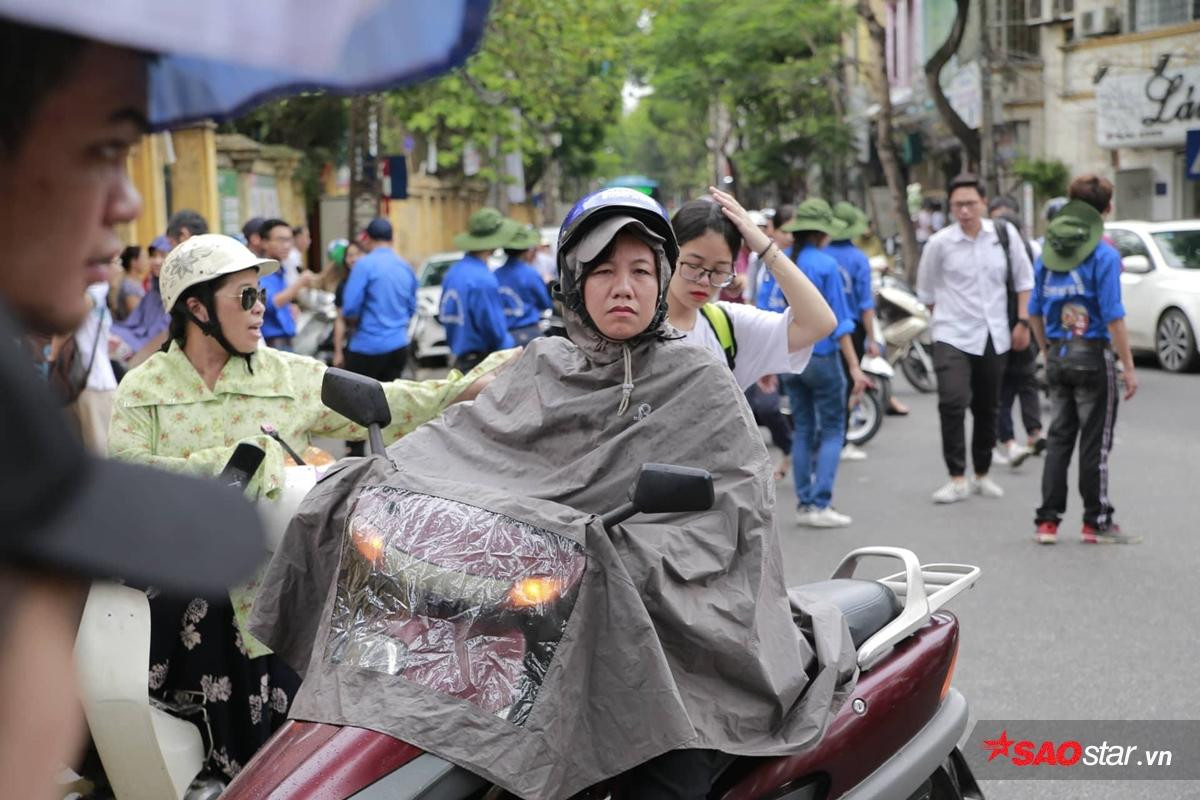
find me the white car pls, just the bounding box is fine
[408,250,507,366]
[1105,220,1200,372]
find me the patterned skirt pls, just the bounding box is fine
[148,592,301,779]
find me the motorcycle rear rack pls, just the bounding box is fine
[831,547,980,671]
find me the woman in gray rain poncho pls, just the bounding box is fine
[250,188,857,800]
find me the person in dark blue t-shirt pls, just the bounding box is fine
[1028,193,1139,545]
[341,217,417,381]
[495,224,553,347]
[441,207,516,371]
[762,199,868,529]
[259,218,314,350]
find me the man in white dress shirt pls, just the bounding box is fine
[917,173,1034,504]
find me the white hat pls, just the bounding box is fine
[749,210,768,228]
[160,234,279,313]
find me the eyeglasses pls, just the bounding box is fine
[222,286,267,311]
[678,261,735,288]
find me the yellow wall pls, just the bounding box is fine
[120,134,168,247]
[384,175,537,264]
[170,123,221,228]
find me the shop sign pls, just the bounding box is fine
[1097,64,1200,148]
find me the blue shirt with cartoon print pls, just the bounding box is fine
[1028,241,1125,341]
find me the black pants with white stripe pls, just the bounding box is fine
[1036,341,1118,528]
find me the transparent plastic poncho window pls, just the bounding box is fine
[325,486,587,725]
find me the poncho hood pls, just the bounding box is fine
[250,336,856,800]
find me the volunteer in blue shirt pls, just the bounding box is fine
[341,217,418,381]
[826,202,905,460]
[759,199,868,528]
[440,207,516,371]
[259,218,315,350]
[1028,194,1139,545]
[495,224,553,346]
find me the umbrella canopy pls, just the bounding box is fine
[2,0,490,128]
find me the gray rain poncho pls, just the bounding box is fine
[250,216,856,800]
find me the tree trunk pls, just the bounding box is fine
[924,0,980,168]
[856,0,921,283]
[978,0,998,195]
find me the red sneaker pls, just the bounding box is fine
[1035,521,1058,545]
[1081,523,1141,545]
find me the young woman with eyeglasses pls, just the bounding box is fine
[106,234,508,778]
[665,187,835,391]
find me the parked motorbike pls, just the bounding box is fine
[292,286,339,364]
[876,272,935,394]
[74,447,335,800]
[847,327,895,447]
[222,370,984,800]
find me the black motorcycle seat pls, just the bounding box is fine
[794,578,901,650]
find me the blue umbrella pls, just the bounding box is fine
[1,0,490,128]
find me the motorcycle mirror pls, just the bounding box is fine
[321,368,392,456]
[600,464,714,529]
[218,442,266,492]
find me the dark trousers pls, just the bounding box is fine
[343,346,408,456]
[997,343,1042,443]
[934,338,1007,477]
[746,382,791,454]
[1036,343,1118,528]
[453,351,488,372]
[842,322,866,443]
[624,748,734,799]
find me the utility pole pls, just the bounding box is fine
[979,0,997,195]
[347,94,382,236]
[857,0,921,283]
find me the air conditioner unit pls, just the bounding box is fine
[1027,0,1074,25]
[1080,5,1120,36]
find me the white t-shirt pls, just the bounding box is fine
[76,282,118,392]
[679,302,812,390]
[915,219,1034,355]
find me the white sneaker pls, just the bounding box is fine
[932,479,970,504]
[840,444,868,461]
[805,507,852,528]
[972,475,1005,498]
[1008,444,1033,469]
[992,445,1011,466]
[795,505,816,525]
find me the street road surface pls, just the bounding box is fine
[773,364,1200,799]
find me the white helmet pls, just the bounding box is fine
[160,234,279,313]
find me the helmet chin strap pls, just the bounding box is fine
[186,296,255,371]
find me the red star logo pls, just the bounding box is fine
[982,729,1015,762]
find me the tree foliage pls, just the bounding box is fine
[1013,156,1069,204]
[222,94,348,205]
[609,0,854,204]
[386,0,642,188]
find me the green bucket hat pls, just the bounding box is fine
[781,198,849,238]
[1042,200,1103,272]
[504,223,541,250]
[832,201,869,241]
[454,207,521,252]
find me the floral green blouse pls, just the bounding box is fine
[109,342,507,655]
[109,342,502,497]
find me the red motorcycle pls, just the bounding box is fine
[224,371,984,800]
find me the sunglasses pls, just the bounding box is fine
[222,286,267,311]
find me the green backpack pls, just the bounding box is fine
[699,303,737,370]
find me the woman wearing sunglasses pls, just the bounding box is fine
[665,188,834,391]
[107,234,506,778]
